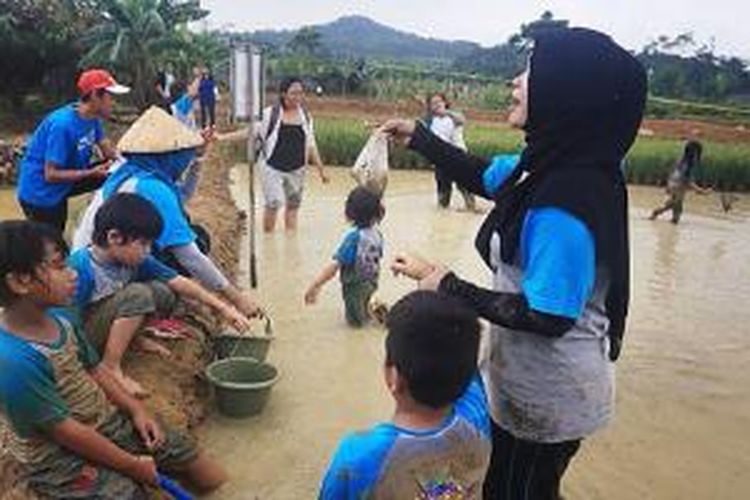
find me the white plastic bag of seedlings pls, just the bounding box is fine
[351,130,389,196]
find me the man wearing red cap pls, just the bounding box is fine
[17,69,130,233]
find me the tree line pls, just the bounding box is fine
[0,0,225,111]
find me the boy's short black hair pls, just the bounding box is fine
[345,187,384,229]
[385,291,480,409]
[0,221,68,305]
[93,193,164,247]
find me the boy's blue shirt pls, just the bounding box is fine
[0,308,99,438]
[334,227,384,283]
[18,103,104,206]
[68,246,178,308]
[319,375,491,499]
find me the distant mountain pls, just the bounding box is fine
[245,15,481,64]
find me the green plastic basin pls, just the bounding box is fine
[205,357,279,418]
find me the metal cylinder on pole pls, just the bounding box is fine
[229,43,265,289]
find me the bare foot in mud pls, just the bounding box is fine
[134,337,173,359]
[369,299,390,326]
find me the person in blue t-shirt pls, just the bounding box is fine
[73,106,264,323]
[17,69,130,233]
[305,187,384,327]
[68,193,252,397]
[169,79,199,130]
[0,220,228,498]
[198,68,217,129]
[320,291,491,499]
[385,27,644,500]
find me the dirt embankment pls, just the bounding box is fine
[0,143,242,498]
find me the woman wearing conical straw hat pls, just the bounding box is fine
[73,106,263,319]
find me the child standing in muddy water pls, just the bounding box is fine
[68,192,252,397]
[0,220,227,498]
[305,187,384,327]
[319,291,490,498]
[650,140,711,223]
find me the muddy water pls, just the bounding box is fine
[202,172,750,499]
[1,171,748,499]
[203,168,750,500]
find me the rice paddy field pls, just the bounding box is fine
[313,115,750,191]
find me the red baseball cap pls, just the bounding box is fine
[77,69,130,96]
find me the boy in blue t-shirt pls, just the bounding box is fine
[68,193,251,396]
[0,220,227,498]
[18,69,128,233]
[305,187,385,327]
[320,291,491,498]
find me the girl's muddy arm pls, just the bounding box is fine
[305,262,340,305]
[49,418,157,485]
[168,275,254,331]
[407,121,491,198]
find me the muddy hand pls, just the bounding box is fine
[381,119,416,146]
[90,161,111,178]
[236,293,263,319]
[129,455,158,486]
[304,285,320,305]
[133,409,165,451]
[224,306,253,333]
[391,253,437,281]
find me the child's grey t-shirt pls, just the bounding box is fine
[334,227,384,283]
[68,247,178,307]
[320,376,491,499]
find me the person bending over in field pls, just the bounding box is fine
[650,140,711,224]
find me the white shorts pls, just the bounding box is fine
[261,163,305,210]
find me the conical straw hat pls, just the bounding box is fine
[118,106,204,153]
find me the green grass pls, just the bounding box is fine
[315,116,750,191]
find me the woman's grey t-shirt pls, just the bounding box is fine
[480,232,615,443]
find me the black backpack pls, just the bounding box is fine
[265,104,312,140]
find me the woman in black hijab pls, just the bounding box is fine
[385,28,646,499]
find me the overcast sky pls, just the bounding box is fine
[200,0,749,59]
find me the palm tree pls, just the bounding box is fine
[80,0,168,108]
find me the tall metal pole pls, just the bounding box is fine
[230,43,265,289]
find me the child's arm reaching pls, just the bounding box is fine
[305,262,340,305]
[90,366,165,452]
[49,417,157,486]
[167,275,255,332]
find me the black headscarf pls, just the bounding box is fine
[476,28,647,361]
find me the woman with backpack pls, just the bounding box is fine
[257,77,329,232]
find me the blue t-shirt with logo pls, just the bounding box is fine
[18,103,104,207]
[68,247,178,308]
[319,376,491,499]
